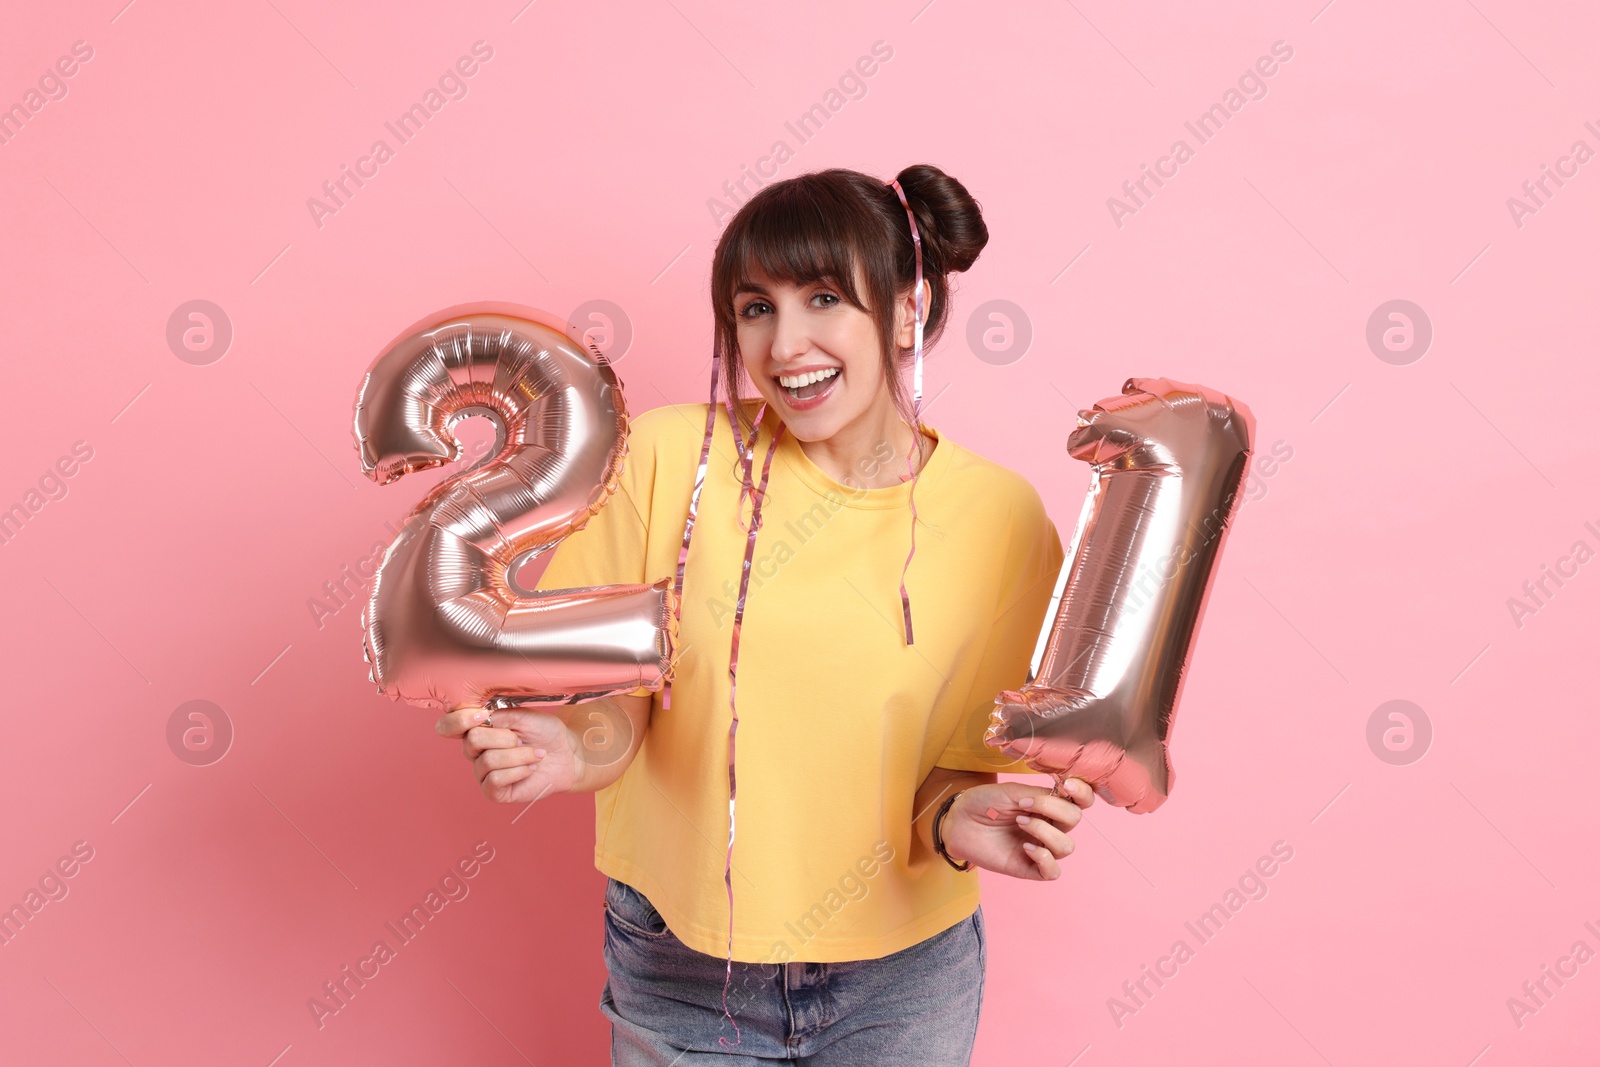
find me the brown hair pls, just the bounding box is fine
[709,164,989,442]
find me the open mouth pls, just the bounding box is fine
[777,367,840,407]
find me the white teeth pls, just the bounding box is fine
[777,367,840,388]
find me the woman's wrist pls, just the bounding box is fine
[562,699,638,794]
[933,790,972,870]
[914,768,995,865]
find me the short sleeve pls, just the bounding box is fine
[528,411,660,698]
[935,482,1067,773]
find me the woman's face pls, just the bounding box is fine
[733,263,900,443]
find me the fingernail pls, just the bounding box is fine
[1016,815,1032,824]
[1022,842,1037,852]
[473,709,490,723]
[533,748,546,758]
[1019,797,1035,808]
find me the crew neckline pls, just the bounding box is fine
[726,399,954,510]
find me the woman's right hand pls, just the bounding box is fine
[434,706,581,805]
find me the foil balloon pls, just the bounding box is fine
[352,304,680,711]
[985,376,1254,813]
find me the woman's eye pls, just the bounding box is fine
[739,300,770,318]
[814,292,839,308]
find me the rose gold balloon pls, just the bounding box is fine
[985,376,1255,812]
[352,304,680,711]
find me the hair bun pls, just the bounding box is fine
[893,164,989,274]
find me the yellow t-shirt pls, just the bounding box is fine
[532,399,1065,963]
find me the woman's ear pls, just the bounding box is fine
[894,279,932,348]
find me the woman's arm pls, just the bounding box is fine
[913,766,998,865]
[435,692,654,804]
[562,693,653,793]
[917,768,1094,880]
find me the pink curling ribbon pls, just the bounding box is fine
[887,177,926,646]
[663,352,783,1051]
[659,372,716,716]
[715,412,782,1051]
[661,366,766,715]
[663,178,929,1048]
[725,394,769,533]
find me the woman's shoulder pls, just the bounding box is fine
[624,402,718,450]
[616,403,734,497]
[938,434,1051,526]
[626,399,771,457]
[940,437,1065,579]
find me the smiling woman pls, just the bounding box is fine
[712,167,985,462]
[447,164,1092,1066]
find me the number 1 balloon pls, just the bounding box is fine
[985,377,1255,813]
[352,304,680,711]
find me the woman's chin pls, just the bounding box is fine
[772,394,838,429]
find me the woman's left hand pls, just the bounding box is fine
[938,778,1095,880]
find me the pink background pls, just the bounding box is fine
[2,0,1597,1063]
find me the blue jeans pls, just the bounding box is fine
[599,876,987,1065]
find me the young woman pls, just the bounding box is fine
[435,164,1095,1065]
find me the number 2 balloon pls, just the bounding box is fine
[985,377,1255,813]
[351,304,680,711]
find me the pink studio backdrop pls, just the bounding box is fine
[2,1,1596,1063]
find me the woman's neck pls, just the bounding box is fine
[793,403,933,491]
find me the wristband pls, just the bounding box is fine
[932,789,973,872]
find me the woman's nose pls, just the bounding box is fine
[769,307,813,363]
